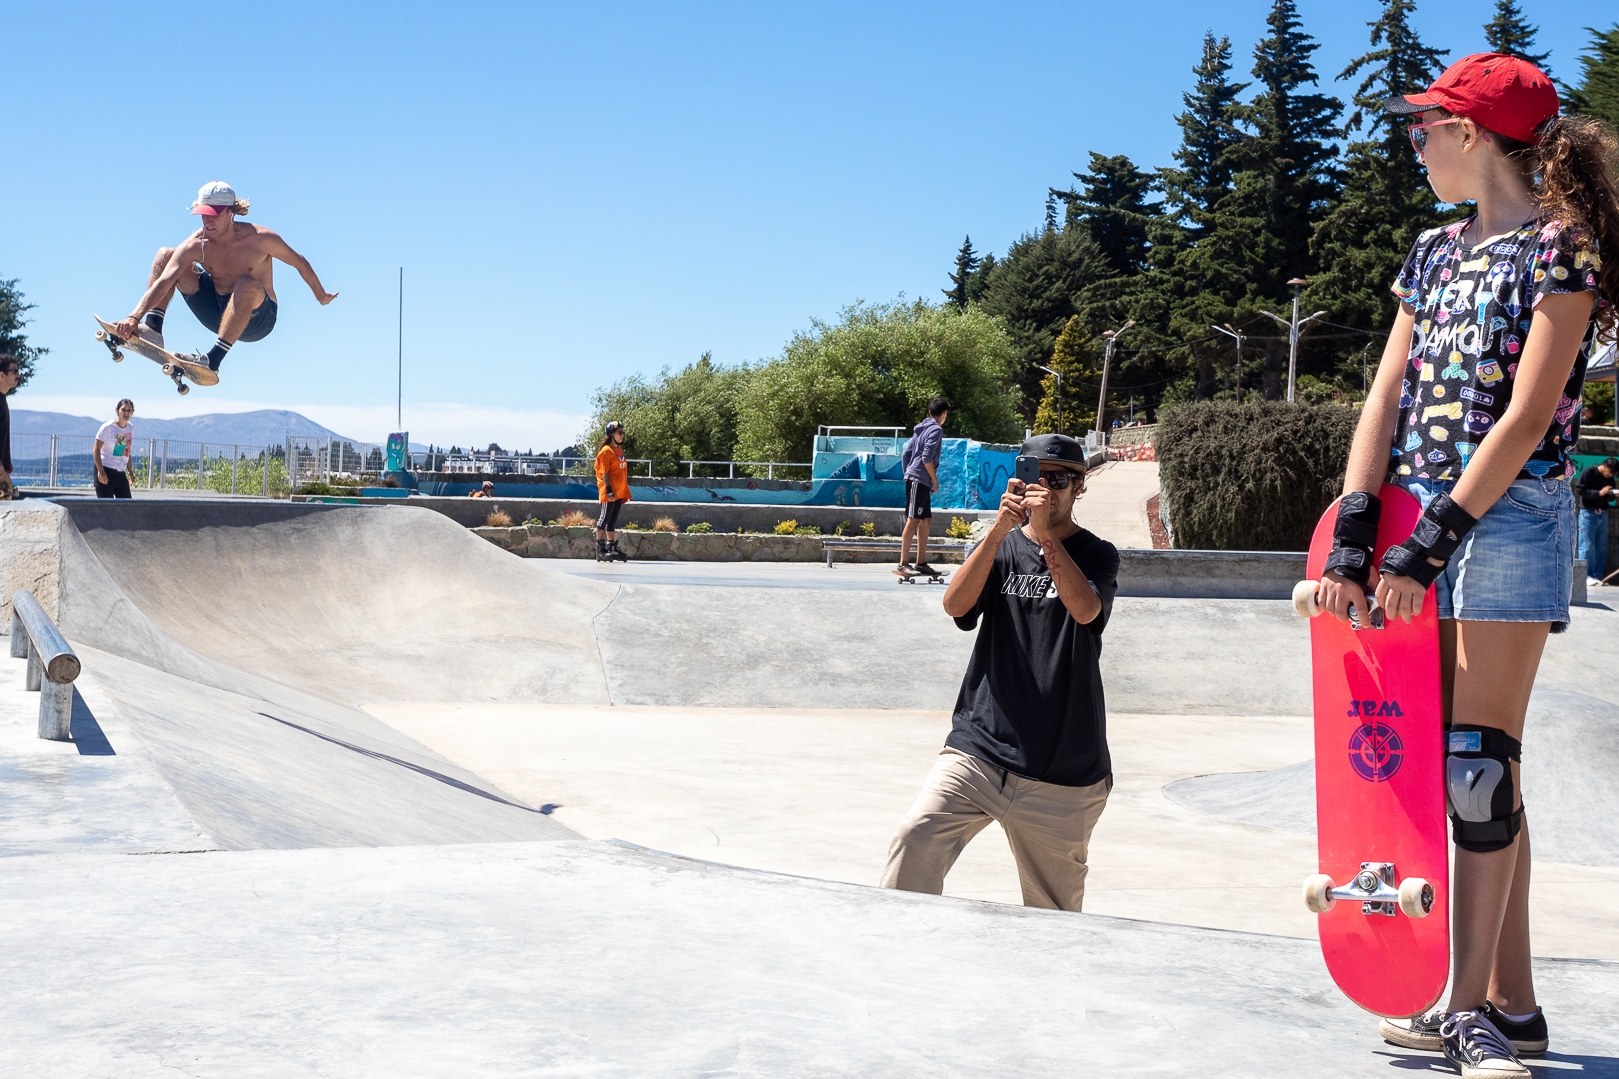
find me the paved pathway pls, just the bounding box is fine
[1073,460,1158,549]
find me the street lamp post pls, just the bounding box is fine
[1095,318,1136,438]
[1034,363,1064,433]
[1263,278,1327,403]
[1210,323,1245,402]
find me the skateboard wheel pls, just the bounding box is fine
[1398,876,1434,918]
[177,384,189,396]
[1303,873,1337,913]
[161,362,175,375]
[1292,580,1321,618]
[95,330,107,342]
[113,350,123,362]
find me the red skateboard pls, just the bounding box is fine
[1292,483,1448,1018]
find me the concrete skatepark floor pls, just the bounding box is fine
[1,497,1615,1076]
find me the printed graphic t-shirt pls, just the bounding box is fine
[947,526,1120,788]
[1389,215,1603,482]
[95,420,135,471]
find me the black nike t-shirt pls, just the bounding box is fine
[946,526,1120,787]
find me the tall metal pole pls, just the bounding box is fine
[1286,278,1305,403]
[397,267,403,431]
[1095,319,1136,437]
[1211,324,1245,402]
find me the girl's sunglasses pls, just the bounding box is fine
[1408,116,1464,155]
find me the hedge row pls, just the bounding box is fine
[1157,401,1358,552]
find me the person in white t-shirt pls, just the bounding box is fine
[94,399,137,499]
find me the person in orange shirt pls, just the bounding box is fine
[594,421,631,562]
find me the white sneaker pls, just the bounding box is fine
[1588,576,1603,588]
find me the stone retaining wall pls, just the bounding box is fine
[472,525,967,564]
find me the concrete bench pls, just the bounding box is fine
[8,589,81,741]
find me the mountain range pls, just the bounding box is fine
[9,409,363,448]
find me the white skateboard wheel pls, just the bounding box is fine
[1303,873,1337,913]
[1292,580,1321,619]
[1398,877,1434,918]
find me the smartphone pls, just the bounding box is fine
[1014,455,1041,485]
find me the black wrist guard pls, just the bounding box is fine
[1324,546,1375,590]
[1323,491,1382,589]
[1380,493,1478,588]
[1332,491,1382,549]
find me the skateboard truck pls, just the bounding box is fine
[1304,863,1433,918]
[1292,582,1386,630]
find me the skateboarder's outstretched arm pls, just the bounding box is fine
[263,231,337,305]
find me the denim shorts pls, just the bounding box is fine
[182,267,278,342]
[1399,476,1576,632]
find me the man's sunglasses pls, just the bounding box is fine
[1408,116,1464,155]
[1036,470,1076,490]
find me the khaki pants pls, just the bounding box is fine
[880,747,1111,911]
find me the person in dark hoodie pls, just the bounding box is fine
[896,398,949,576]
[0,355,19,498]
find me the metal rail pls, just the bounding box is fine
[8,590,81,741]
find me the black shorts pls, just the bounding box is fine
[95,468,133,499]
[596,499,624,531]
[905,480,933,519]
[182,267,279,342]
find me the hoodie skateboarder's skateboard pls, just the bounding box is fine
[1292,483,1448,1018]
[93,315,218,395]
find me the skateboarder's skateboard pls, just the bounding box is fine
[1292,483,1448,1018]
[93,315,218,395]
[894,566,949,585]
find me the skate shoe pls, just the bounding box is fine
[892,563,915,576]
[1379,1009,1444,1052]
[1441,1010,1530,1079]
[172,350,221,373]
[1479,1002,1548,1057]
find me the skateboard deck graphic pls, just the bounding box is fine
[93,315,219,394]
[1294,484,1448,1017]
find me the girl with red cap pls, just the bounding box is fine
[1315,53,1617,1079]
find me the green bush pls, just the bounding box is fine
[1157,401,1358,551]
[773,519,798,535]
[945,516,973,539]
[296,482,335,496]
[684,522,714,533]
[860,522,876,537]
[833,520,852,536]
[793,524,822,536]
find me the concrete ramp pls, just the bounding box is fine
[58,500,617,706]
[1165,684,1619,868]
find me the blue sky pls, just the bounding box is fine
[0,1,1592,450]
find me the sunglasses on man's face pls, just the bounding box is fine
[1036,470,1076,490]
[1407,116,1464,155]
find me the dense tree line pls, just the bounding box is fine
[593,1,1619,461]
[946,1,1618,433]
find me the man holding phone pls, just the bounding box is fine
[880,433,1120,911]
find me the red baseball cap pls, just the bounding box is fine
[1383,53,1558,144]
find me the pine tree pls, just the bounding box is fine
[1484,0,1550,72]
[1155,33,1250,399]
[1564,24,1619,125]
[1051,153,1162,277]
[977,226,1112,422]
[942,236,981,309]
[1312,0,1450,362]
[1223,0,1344,398]
[0,278,44,390]
[1033,316,1101,436]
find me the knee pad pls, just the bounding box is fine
[1446,725,1523,853]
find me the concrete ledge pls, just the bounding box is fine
[1115,549,1307,600]
[319,495,994,536]
[472,525,967,564]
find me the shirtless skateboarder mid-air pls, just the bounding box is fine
[114,181,337,375]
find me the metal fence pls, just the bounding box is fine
[11,433,291,497]
[415,450,811,481]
